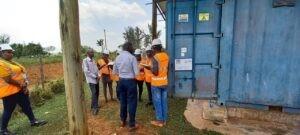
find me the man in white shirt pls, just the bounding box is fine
[82,49,100,115]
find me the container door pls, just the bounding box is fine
[169,0,222,99]
[193,0,222,99]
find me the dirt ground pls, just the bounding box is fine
[26,62,64,86]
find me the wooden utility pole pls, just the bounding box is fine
[152,0,157,40]
[39,56,45,90]
[104,29,107,50]
[59,0,88,134]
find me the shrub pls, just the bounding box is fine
[47,79,65,94]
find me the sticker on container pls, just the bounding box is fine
[181,47,187,53]
[199,13,210,21]
[175,59,193,71]
[178,13,189,22]
[181,53,185,57]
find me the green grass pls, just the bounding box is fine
[13,55,62,67]
[8,93,69,135]
[7,83,221,135]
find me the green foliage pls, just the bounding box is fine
[13,55,62,67]
[29,79,65,107]
[123,26,145,49]
[0,34,10,44]
[10,42,49,58]
[47,79,65,94]
[143,24,162,48]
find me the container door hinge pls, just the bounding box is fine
[212,64,222,69]
[215,0,225,5]
[214,33,223,38]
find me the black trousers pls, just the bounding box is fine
[102,75,113,101]
[89,83,99,109]
[1,92,36,130]
[145,82,153,103]
[137,80,144,101]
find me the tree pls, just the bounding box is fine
[10,43,24,58]
[143,24,161,48]
[123,26,145,49]
[22,43,46,56]
[80,45,90,54]
[0,34,10,44]
[44,46,56,53]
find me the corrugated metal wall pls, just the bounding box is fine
[167,0,300,111]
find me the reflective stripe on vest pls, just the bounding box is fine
[151,52,169,87]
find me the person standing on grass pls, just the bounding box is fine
[134,49,146,102]
[98,50,114,102]
[143,46,154,106]
[113,42,139,131]
[0,44,47,135]
[82,48,100,115]
[150,39,169,127]
[110,50,121,101]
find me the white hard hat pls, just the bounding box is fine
[0,44,14,51]
[151,39,162,47]
[103,50,110,55]
[134,49,141,55]
[145,46,152,51]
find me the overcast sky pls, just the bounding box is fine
[0,0,166,52]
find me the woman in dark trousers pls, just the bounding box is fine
[0,44,47,135]
[134,49,145,102]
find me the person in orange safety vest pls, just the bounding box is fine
[98,50,114,102]
[134,49,146,102]
[0,44,47,135]
[149,39,169,127]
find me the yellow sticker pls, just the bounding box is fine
[199,13,210,21]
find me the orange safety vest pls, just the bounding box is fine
[110,70,119,81]
[144,57,152,83]
[98,58,110,75]
[135,58,146,81]
[0,59,26,98]
[151,52,169,87]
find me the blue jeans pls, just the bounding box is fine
[118,79,137,127]
[152,86,168,121]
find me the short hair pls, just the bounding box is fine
[122,42,133,51]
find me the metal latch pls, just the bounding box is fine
[215,0,225,5]
[212,64,222,69]
[214,33,223,38]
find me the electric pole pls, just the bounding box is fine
[152,0,157,40]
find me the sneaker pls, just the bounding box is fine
[0,129,15,135]
[30,120,47,127]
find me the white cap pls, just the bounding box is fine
[108,62,114,66]
[103,50,109,55]
[0,44,14,51]
[134,49,141,55]
[151,39,162,47]
[145,46,152,51]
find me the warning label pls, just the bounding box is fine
[199,13,210,21]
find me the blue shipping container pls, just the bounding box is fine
[166,0,300,113]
